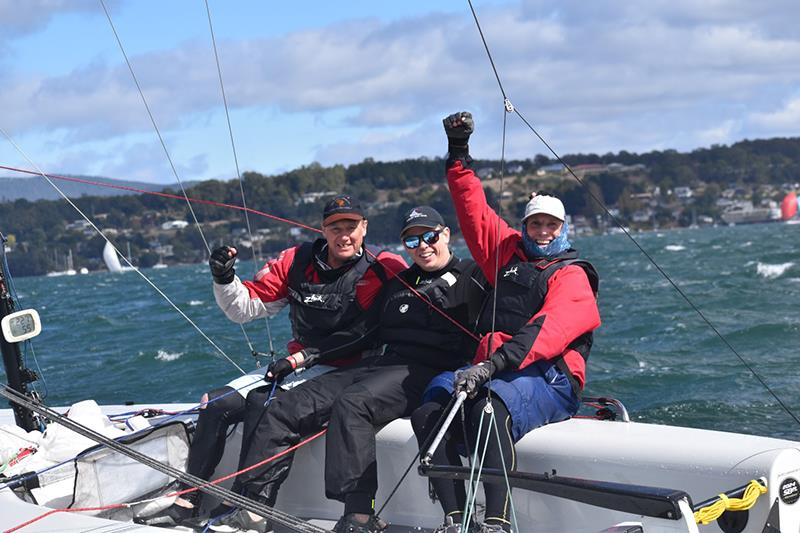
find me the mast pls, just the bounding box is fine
[0,235,40,431]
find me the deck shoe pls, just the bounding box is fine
[477,518,512,532]
[332,513,388,533]
[208,508,271,533]
[434,514,477,533]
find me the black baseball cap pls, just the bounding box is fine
[322,195,364,225]
[399,206,446,236]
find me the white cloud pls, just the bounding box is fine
[2,0,800,180]
[0,0,95,39]
[696,120,740,146]
[748,97,800,132]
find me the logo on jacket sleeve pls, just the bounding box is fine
[503,266,519,278]
[399,304,409,314]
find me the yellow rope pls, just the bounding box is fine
[694,480,767,525]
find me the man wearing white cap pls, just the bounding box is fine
[408,113,601,533]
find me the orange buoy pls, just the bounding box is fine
[781,192,798,221]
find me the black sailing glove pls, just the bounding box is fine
[265,348,321,382]
[209,245,237,284]
[266,357,294,383]
[443,111,474,162]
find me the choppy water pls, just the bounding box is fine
[4,223,800,439]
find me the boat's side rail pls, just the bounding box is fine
[419,464,690,520]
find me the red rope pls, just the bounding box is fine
[168,428,326,499]
[3,428,327,532]
[363,248,480,342]
[2,163,480,342]
[0,164,321,234]
[3,504,127,533]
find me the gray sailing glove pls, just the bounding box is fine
[454,361,494,399]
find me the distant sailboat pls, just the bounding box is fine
[46,249,77,277]
[102,241,135,273]
[151,248,168,269]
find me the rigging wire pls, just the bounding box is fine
[0,165,321,232]
[98,0,210,255]
[0,386,329,533]
[203,0,271,360]
[0,164,482,343]
[0,376,268,493]
[0,128,245,375]
[463,0,800,427]
[465,103,523,526]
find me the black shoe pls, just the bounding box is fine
[332,513,388,533]
[207,508,271,533]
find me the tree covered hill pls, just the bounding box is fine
[2,137,799,277]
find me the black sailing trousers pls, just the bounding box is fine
[184,384,274,504]
[231,353,441,511]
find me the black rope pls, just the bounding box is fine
[464,0,800,428]
[376,393,460,516]
[0,386,329,533]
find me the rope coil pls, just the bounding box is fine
[693,479,767,525]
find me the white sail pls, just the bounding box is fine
[102,241,124,273]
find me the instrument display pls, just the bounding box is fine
[1,309,42,343]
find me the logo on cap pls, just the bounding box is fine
[406,209,426,220]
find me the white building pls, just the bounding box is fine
[161,220,189,230]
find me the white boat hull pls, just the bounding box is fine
[1,404,799,532]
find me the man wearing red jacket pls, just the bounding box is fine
[410,113,600,533]
[212,194,407,371]
[148,195,406,531]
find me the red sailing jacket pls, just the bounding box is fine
[446,160,600,388]
[216,242,407,367]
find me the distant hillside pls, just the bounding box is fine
[2,136,799,277]
[0,175,198,202]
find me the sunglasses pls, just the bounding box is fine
[403,229,442,249]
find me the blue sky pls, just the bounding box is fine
[1,0,799,184]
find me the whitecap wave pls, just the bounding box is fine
[664,245,685,252]
[188,300,203,306]
[756,262,794,279]
[155,350,183,362]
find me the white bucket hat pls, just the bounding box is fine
[522,193,565,223]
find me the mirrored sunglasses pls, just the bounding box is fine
[403,229,442,249]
